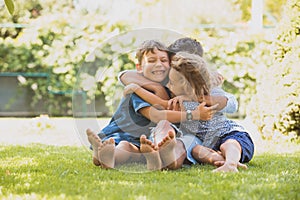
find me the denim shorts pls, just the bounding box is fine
[214,131,254,163]
[176,133,202,164]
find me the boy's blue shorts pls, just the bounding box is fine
[214,131,254,163]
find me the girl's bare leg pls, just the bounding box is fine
[140,135,162,171]
[192,145,225,166]
[213,139,245,172]
[192,143,247,170]
[114,141,142,166]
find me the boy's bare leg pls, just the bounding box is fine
[213,139,245,172]
[140,135,162,171]
[86,129,102,166]
[98,138,115,169]
[152,120,171,146]
[114,141,142,166]
[153,120,185,170]
[158,130,178,170]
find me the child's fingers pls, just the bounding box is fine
[172,98,178,110]
[167,99,173,110]
[208,103,219,112]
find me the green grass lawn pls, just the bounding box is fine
[1,144,299,200]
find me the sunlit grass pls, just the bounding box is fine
[1,144,299,200]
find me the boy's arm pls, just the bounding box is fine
[119,70,169,100]
[202,95,227,111]
[124,83,169,109]
[202,87,238,113]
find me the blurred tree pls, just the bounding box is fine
[248,0,300,140]
[0,0,133,116]
[232,0,286,26]
[0,0,290,118]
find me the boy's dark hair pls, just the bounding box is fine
[136,40,169,65]
[168,37,203,57]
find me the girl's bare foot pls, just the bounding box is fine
[86,129,102,166]
[140,135,162,171]
[98,138,115,169]
[158,130,177,170]
[212,161,239,173]
[214,160,248,170]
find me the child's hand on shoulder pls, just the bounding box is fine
[167,95,192,111]
[123,83,140,96]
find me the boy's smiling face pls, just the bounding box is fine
[137,47,170,83]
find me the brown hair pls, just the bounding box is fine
[171,51,211,98]
[136,40,169,65]
[168,37,203,57]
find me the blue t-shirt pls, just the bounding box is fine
[98,93,156,146]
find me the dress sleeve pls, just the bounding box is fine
[211,87,238,113]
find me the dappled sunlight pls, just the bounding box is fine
[0,0,298,199]
[2,193,76,200]
[1,157,39,168]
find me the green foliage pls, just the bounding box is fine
[4,0,14,15]
[1,145,299,199]
[0,0,290,119]
[0,1,133,116]
[195,30,273,116]
[248,0,300,139]
[232,0,286,25]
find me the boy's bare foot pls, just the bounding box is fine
[212,161,239,173]
[86,129,102,166]
[98,138,115,169]
[158,130,177,170]
[140,135,162,171]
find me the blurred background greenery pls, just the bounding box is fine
[0,0,299,141]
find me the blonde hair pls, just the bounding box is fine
[171,51,211,99]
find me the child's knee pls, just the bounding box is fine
[220,139,241,151]
[118,141,130,148]
[191,145,201,157]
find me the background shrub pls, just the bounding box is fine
[248,0,300,140]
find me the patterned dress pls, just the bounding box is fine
[179,87,247,149]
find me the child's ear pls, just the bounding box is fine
[136,63,143,72]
